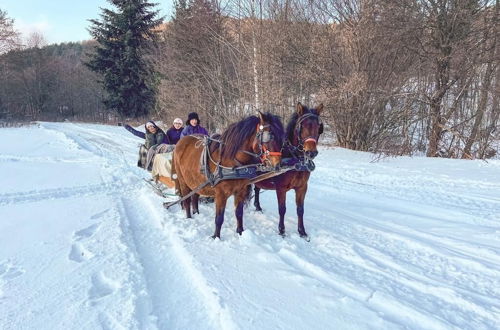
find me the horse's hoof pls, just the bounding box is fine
[300,234,310,242]
[236,229,244,235]
[193,210,199,215]
[255,207,263,212]
[211,234,220,240]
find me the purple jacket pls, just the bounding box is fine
[180,125,208,138]
[166,126,183,144]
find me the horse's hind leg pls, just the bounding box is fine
[178,180,192,218]
[253,186,262,212]
[295,185,308,237]
[191,193,199,214]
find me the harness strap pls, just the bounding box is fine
[241,150,261,159]
[163,180,210,209]
[249,166,293,184]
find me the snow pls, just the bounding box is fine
[1,122,500,330]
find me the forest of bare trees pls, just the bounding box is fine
[155,0,499,159]
[0,36,106,123]
[1,0,499,159]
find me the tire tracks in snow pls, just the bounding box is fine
[117,193,237,330]
[249,186,500,329]
[0,182,138,206]
[262,230,500,330]
[271,209,500,329]
[1,124,141,206]
[312,166,500,222]
[0,154,93,164]
[38,122,136,173]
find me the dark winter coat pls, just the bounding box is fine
[180,124,208,138]
[124,122,167,149]
[166,126,183,145]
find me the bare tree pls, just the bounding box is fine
[402,0,493,157]
[462,1,499,158]
[313,0,417,151]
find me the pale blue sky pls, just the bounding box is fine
[0,0,173,44]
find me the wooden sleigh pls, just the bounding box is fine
[156,174,175,188]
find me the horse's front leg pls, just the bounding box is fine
[234,186,250,235]
[253,186,262,212]
[212,190,229,239]
[276,188,287,236]
[295,185,308,237]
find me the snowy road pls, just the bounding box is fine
[1,123,499,329]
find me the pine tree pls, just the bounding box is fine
[86,0,162,118]
[0,9,20,54]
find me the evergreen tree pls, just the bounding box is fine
[86,0,162,118]
[0,9,20,54]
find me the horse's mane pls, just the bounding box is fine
[214,113,284,160]
[285,106,320,142]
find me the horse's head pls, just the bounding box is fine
[288,103,324,159]
[218,112,284,168]
[253,111,285,168]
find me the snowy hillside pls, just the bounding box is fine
[1,122,499,330]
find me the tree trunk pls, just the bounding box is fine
[427,98,443,157]
[462,64,494,159]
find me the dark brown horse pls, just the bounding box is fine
[173,112,285,239]
[254,103,323,239]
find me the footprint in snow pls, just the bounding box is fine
[0,262,25,281]
[0,262,25,298]
[69,243,94,262]
[90,209,110,220]
[88,272,120,301]
[99,312,126,330]
[73,223,100,240]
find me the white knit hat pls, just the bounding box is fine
[173,118,183,125]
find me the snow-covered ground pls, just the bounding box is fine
[1,122,499,330]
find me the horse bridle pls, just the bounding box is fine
[255,124,282,164]
[232,123,282,166]
[293,113,322,152]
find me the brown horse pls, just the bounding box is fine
[173,112,285,239]
[253,103,323,239]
